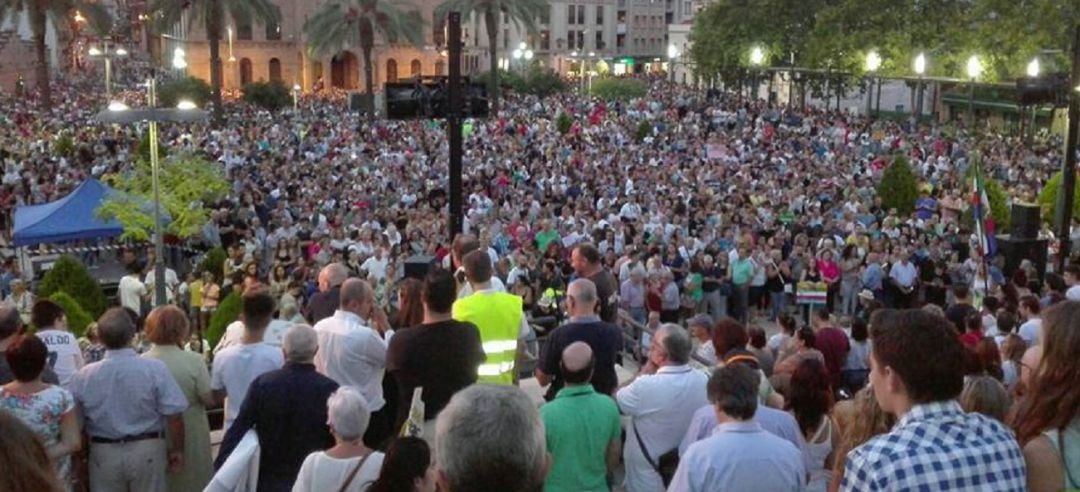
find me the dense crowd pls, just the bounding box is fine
[0,71,1078,492]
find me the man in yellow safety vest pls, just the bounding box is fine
[452,250,531,384]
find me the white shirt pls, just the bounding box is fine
[214,319,293,353]
[617,365,709,492]
[118,275,147,312]
[291,451,385,492]
[313,310,388,411]
[457,275,507,299]
[211,342,284,433]
[1018,318,1042,346]
[360,256,389,281]
[35,329,84,387]
[1066,285,1080,301]
[144,268,180,305]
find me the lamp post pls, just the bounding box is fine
[913,52,926,122]
[95,80,207,307]
[512,42,533,74]
[966,55,983,128]
[88,42,128,97]
[865,51,881,117]
[292,83,301,110]
[172,47,188,74]
[749,46,765,99]
[1025,57,1041,141]
[668,43,679,83]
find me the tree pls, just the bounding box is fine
[47,292,94,338]
[435,0,548,114]
[97,153,229,241]
[1038,170,1080,227]
[37,255,108,318]
[242,80,292,110]
[206,291,242,349]
[589,78,647,101]
[198,246,228,279]
[305,0,425,119]
[0,0,110,110]
[153,0,280,125]
[158,76,213,108]
[876,155,919,216]
[555,112,573,134]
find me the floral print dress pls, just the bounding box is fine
[1,385,75,488]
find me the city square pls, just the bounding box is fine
[0,0,1079,491]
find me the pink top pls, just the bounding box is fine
[817,260,840,283]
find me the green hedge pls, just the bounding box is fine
[876,155,919,217]
[243,81,292,111]
[37,256,108,318]
[589,78,647,101]
[556,112,573,135]
[48,291,94,338]
[1037,170,1080,226]
[206,291,242,350]
[636,120,653,142]
[158,76,212,108]
[198,247,227,280]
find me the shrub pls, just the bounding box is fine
[47,291,94,338]
[636,120,653,142]
[53,133,75,158]
[158,76,212,108]
[198,246,227,280]
[876,155,919,217]
[1037,170,1080,226]
[519,67,568,97]
[37,255,108,318]
[243,81,292,111]
[206,291,242,350]
[589,78,647,101]
[136,131,169,163]
[556,112,573,135]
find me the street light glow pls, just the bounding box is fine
[668,43,679,59]
[966,55,982,80]
[750,46,765,66]
[115,48,128,57]
[914,52,926,75]
[588,51,595,57]
[865,51,882,72]
[512,49,523,59]
[524,50,534,60]
[519,41,527,50]
[176,100,197,110]
[1027,58,1040,78]
[293,84,301,91]
[571,51,578,57]
[172,57,187,69]
[107,101,130,112]
[88,47,102,56]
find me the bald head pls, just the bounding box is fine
[320,263,349,292]
[560,341,595,385]
[340,278,373,315]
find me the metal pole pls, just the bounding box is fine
[447,12,464,239]
[149,78,166,306]
[1056,23,1080,272]
[866,76,873,116]
[105,57,112,97]
[967,79,975,128]
[875,76,882,113]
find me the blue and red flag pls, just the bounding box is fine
[971,160,997,258]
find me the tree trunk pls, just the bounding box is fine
[361,21,375,120]
[30,5,50,110]
[207,7,225,126]
[485,8,499,114]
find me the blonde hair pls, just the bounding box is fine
[831,386,897,489]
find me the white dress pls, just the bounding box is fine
[292,451,385,492]
[805,417,834,492]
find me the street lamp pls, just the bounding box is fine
[94,79,208,307]
[1027,57,1041,78]
[749,46,765,99]
[88,42,128,97]
[913,52,927,121]
[966,55,983,127]
[172,47,187,71]
[292,83,301,110]
[668,43,679,83]
[865,51,882,116]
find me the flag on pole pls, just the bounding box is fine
[971,159,998,258]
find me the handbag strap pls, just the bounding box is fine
[631,419,660,472]
[338,452,374,492]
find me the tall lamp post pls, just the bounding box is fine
[913,52,926,122]
[292,83,301,110]
[1057,24,1080,272]
[88,42,128,97]
[94,81,207,307]
[966,55,983,128]
[865,51,881,117]
[749,46,765,99]
[1025,57,1040,140]
[511,42,533,74]
[668,43,679,83]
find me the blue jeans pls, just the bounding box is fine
[770,290,786,321]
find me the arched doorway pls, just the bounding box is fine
[239,58,253,86]
[410,59,422,77]
[386,59,398,83]
[311,60,324,89]
[330,52,358,89]
[268,58,282,82]
[435,60,445,75]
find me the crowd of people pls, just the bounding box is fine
[0,68,1078,492]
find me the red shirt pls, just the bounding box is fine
[959,330,983,348]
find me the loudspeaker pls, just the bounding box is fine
[996,235,1048,283]
[404,255,437,280]
[349,92,364,112]
[1010,203,1040,239]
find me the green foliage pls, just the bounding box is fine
[1037,171,1080,226]
[158,76,212,108]
[635,120,653,142]
[206,291,242,350]
[556,112,573,135]
[136,131,169,163]
[37,256,108,318]
[242,81,292,111]
[97,153,229,241]
[963,166,1011,232]
[589,78,647,101]
[47,291,94,338]
[199,247,227,280]
[53,133,75,158]
[876,155,919,217]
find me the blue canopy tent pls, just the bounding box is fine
[12,179,124,246]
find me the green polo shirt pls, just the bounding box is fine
[540,384,621,492]
[536,229,561,252]
[731,257,755,285]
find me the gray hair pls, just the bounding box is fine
[326,386,371,441]
[567,278,598,306]
[282,324,317,363]
[707,364,760,420]
[0,306,21,339]
[97,307,135,349]
[687,314,714,333]
[436,385,547,492]
[323,263,349,287]
[658,323,692,365]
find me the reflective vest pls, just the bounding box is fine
[453,291,523,384]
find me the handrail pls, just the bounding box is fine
[616,309,716,368]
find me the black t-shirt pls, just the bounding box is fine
[538,319,623,401]
[385,319,485,428]
[945,303,978,334]
[701,266,724,292]
[588,269,619,323]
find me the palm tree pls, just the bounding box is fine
[435,0,547,113]
[0,0,110,110]
[305,0,425,119]
[152,0,280,124]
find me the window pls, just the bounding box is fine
[540,30,550,50]
[577,6,585,25]
[435,60,445,75]
[268,58,281,81]
[236,20,252,40]
[567,5,575,24]
[683,1,692,16]
[567,30,576,49]
[617,33,625,48]
[617,10,626,23]
[595,31,603,50]
[239,58,253,85]
[596,5,603,24]
[434,18,446,47]
[577,30,584,49]
[386,59,398,82]
[411,59,421,76]
[265,21,281,40]
[540,9,550,24]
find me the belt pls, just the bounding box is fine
[90,432,163,444]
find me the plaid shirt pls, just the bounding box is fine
[842,400,1026,491]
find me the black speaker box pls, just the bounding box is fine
[349,92,364,112]
[996,235,1048,283]
[1010,203,1040,239]
[404,255,437,280]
